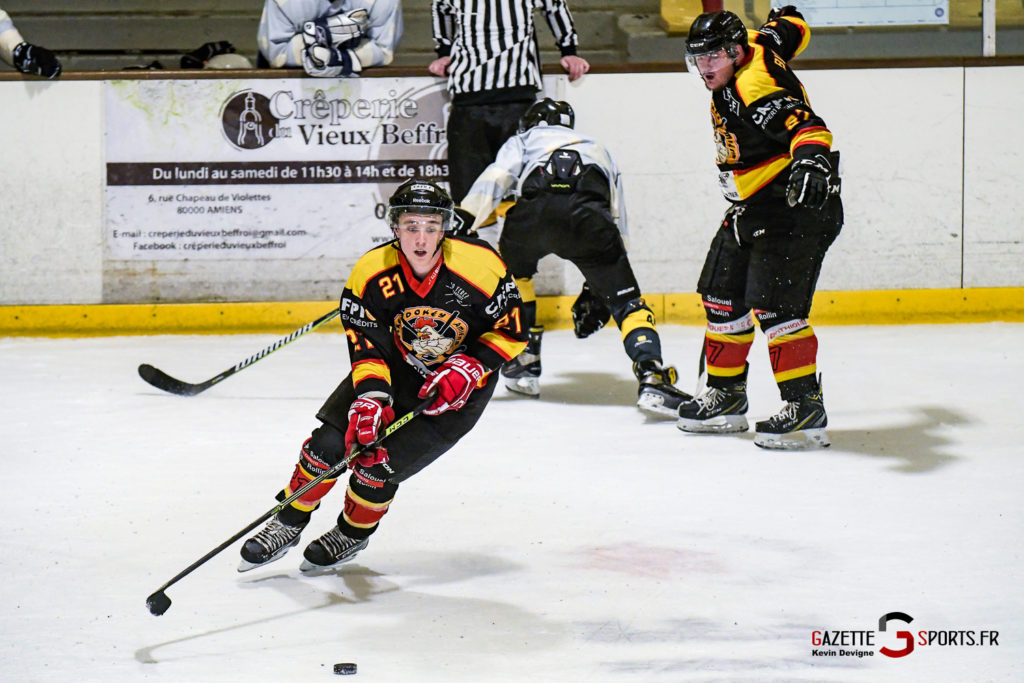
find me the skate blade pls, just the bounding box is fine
[298,552,367,575]
[754,428,830,450]
[677,415,749,434]
[237,538,301,573]
[636,392,681,420]
[503,376,540,397]
[237,551,287,573]
[237,558,264,573]
[298,559,351,575]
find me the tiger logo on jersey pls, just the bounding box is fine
[394,307,469,365]
[711,101,740,165]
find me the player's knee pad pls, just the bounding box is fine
[613,297,656,336]
[702,296,749,324]
[349,459,398,490]
[307,423,346,466]
[284,435,342,513]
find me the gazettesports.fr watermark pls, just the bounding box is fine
[811,612,1000,659]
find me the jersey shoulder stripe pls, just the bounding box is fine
[443,238,508,296]
[735,43,786,106]
[346,243,401,298]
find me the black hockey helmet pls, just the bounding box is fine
[518,98,575,134]
[685,11,748,58]
[387,179,455,231]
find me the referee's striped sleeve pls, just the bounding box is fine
[541,0,580,55]
[431,0,454,56]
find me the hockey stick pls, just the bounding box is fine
[138,308,341,396]
[145,391,435,616]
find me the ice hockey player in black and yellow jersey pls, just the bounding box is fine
[239,179,526,573]
[678,7,843,450]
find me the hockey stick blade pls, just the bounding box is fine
[137,308,341,397]
[138,363,211,396]
[146,590,172,616]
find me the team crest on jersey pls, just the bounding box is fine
[711,101,740,165]
[394,307,468,365]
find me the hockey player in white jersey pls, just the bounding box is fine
[457,98,691,417]
[257,0,402,77]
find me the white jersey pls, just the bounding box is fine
[0,9,26,66]
[258,0,402,70]
[460,123,628,238]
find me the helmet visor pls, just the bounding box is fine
[684,46,739,90]
[388,204,453,231]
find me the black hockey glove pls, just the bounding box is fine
[571,282,611,339]
[451,208,476,237]
[786,152,832,210]
[767,5,804,22]
[180,41,236,69]
[12,42,62,79]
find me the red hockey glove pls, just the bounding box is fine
[353,445,389,469]
[418,353,487,415]
[345,396,394,466]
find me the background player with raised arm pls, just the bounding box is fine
[239,180,526,573]
[429,0,590,203]
[458,98,691,417]
[677,7,843,449]
[0,8,61,78]
[257,0,402,77]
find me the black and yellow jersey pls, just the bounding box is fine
[339,235,527,400]
[710,15,833,201]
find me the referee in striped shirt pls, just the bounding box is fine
[428,0,590,206]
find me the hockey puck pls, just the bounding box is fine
[333,662,357,675]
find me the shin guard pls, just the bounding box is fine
[703,298,754,387]
[617,298,662,363]
[514,277,538,330]
[757,314,819,399]
[340,480,396,538]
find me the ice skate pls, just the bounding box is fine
[501,326,543,397]
[634,359,692,419]
[676,382,749,433]
[754,377,829,450]
[299,526,369,574]
[238,515,308,572]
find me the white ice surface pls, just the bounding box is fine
[0,324,1021,682]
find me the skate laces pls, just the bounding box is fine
[694,387,727,411]
[253,517,300,552]
[317,527,361,557]
[770,401,799,424]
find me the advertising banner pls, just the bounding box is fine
[105,78,449,261]
[798,0,949,27]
